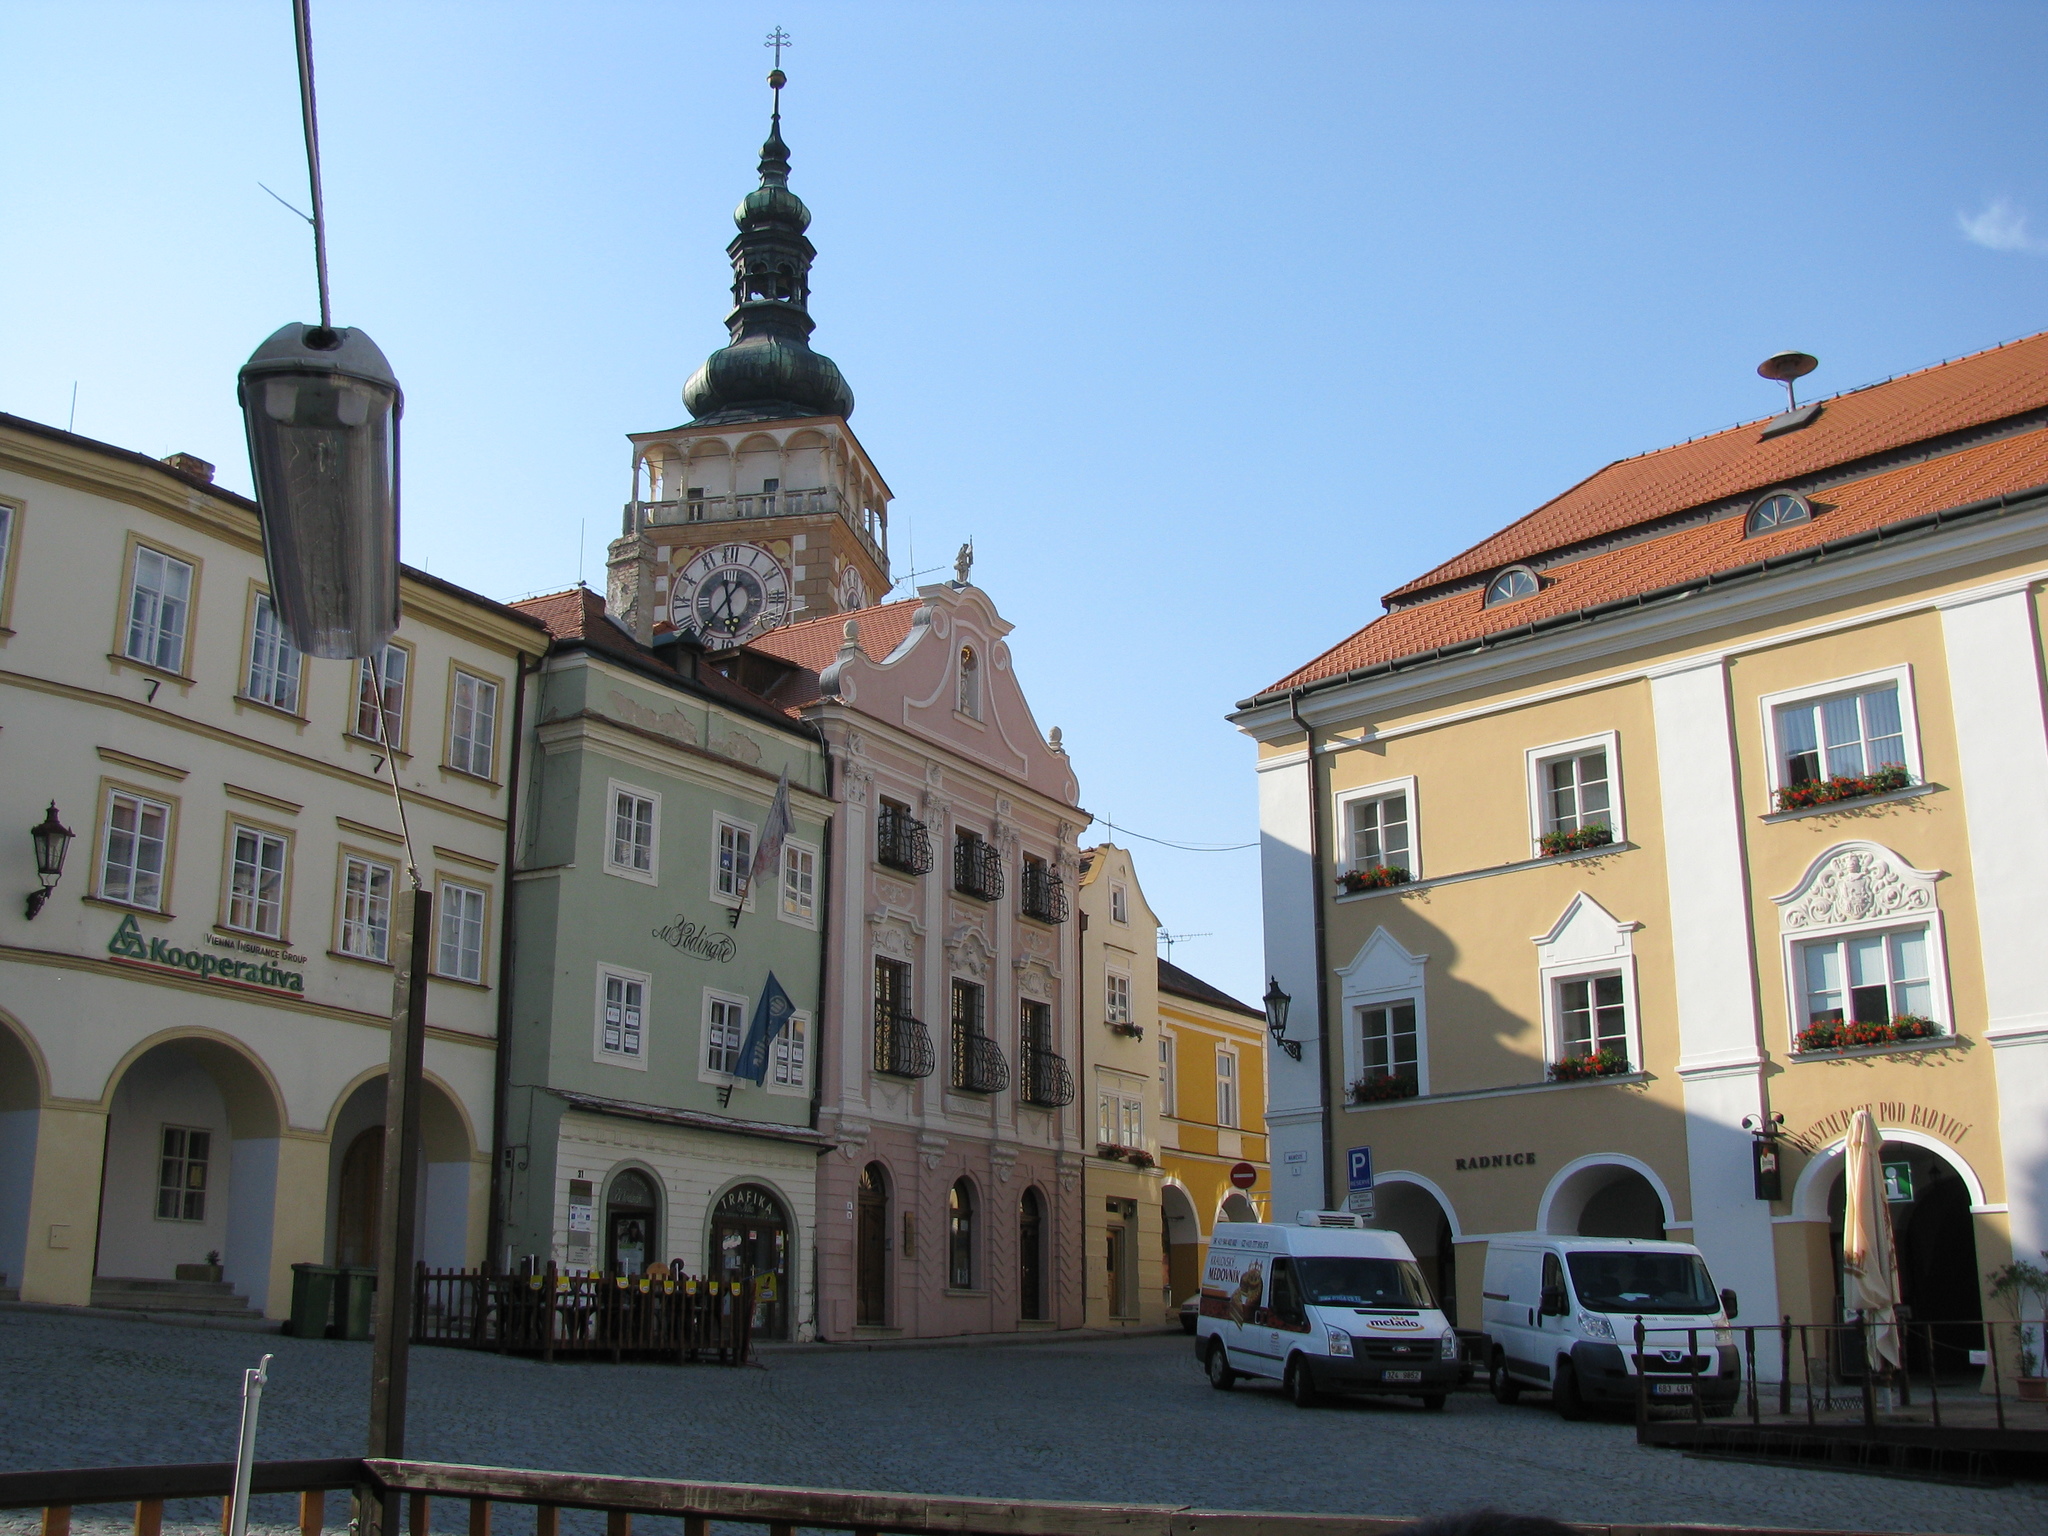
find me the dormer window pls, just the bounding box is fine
[1746,491,1811,536]
[1485,566,1540,606]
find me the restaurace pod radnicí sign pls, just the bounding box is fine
[106,913,308,995]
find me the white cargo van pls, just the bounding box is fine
[1481,1234,1742,1419]
[1195,1211,1460,1409]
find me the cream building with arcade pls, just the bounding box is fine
[0,413,544,1318]
[1232,334,2048,1377]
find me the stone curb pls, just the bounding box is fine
[0,1298,284,1334]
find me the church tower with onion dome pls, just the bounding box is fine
[608,64,893,650]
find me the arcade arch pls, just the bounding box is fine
[1161,1182,1202,1306]
[1539,1155,1673,1240]
[1368,1174,1462,1319]
[322,1072,477,1272]
[0,1015,47,1294]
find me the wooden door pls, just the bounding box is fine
[856,1179,887,1325]
[336,1127,382,1268]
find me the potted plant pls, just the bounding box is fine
[1337,864,1412,894]
[1795,1014,1944,1054]
[1349,1070,1418,1104]
[175,1248,224,1284]
[1987,1253,2048,1402]
[1106,1019,1145,1039]
[1773,764,1912,813]
[1549,1047,1632,1081]
[1125,1148,1156,1169]
[1539,823,1613,858]
[1096,1142,1127,1162]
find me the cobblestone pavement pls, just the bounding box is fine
[3,1311,2044,1536]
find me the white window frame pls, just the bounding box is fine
[448,668,500,779]
[242,590,302,713]
[1105,970,1132,1024]
[99,787,172,911]
[0,499,17,630]
[1793,928,1942,1036]
[1334,775,1421,878]
[1534,892,1644,1073]
[594,964,652,1070]
[124,544,194,674]
[768,1010,811,1095]
[699,987,750,1084]
[778,837,818,928]
[155,1124,211,1222]
[1757,665,1922,799]
[1526,729,1625,853]
[1772,842,1952,1054]
[225,823,291,939]
[435,877,489,983]
[711,813,757,909]
[1215,1047,1240,1128]
[1158,1032,1177,1118]
[354,643,410,751]
[1335,927,1432,1098]
[1110,882,1129,924]
[604,780,661,884]
[337,853,395,962]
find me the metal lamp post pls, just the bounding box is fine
[25,802,74,919]
[236,0,425,1509]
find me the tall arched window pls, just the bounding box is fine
[1018,1186,1047,1320]
[957,646,981,719]
[948,1177,977,1289]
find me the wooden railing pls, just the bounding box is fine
[0,1456,1929,1536]
[411,1263,752,1365]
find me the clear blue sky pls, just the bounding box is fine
[6,3,2045,1004]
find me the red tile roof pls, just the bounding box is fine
[1262,333,2048,697]
[743,597,925,712]
[510,587,798,720]
[1390,331,2048,602]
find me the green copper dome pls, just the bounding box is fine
[684,97,853,425]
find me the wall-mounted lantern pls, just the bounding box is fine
[25,802,74,919]
[1264,977,1301,1061]
[238,323,403,660]
[1743,1112,1786,1201]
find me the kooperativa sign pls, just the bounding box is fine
[107,914,307,995]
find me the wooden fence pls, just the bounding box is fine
[412,1263,753,1365]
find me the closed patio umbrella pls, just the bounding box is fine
[1842,1108,1903,1373]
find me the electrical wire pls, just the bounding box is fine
[1089,816,1257,853]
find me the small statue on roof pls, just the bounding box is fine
[954,539,974,585]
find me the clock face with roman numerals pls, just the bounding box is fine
[672,542,792,646]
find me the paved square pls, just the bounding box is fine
[2,1311,2043,1536]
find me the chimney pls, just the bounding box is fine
[606,502,656,646]
[162,452,216,483]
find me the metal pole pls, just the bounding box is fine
[368,887,432,1494]
[227,1353,273,1536]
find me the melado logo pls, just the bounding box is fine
[1366,1316,1428,1330]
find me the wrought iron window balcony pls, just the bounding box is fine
[873,1011,935,1079]
[952,838,1004,902]
[1020,864,1068,924]
[1017,1044,1075,1107]
[950,1022,1010,1093]
[877,808,932,876]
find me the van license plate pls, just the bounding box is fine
[1383,1369,1423,1382]
[1652,1383,1693,1396]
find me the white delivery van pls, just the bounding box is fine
[1195,1210,1461,1409]
[1481,1234,1741,1419]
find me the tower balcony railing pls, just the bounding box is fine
[873,1010,936,1079]
[1017,1044,1075,1108]
[628,487,887,572]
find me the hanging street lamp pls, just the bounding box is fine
[1264,976,1300,1061]
[24,802,74,920]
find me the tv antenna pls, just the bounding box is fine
[1758,350,1818,411]
[1157,928,1211,964]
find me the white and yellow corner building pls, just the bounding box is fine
[1231,334,2048,1369]
[0,414,546,1317]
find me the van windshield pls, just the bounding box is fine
[1566,1251,1718,1315]
[1294,1257,1435,1308]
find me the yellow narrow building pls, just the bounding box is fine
[1231,333,2048,1385]
[1155,958,1269,1317]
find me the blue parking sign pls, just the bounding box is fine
[1348,1146,1373,1193]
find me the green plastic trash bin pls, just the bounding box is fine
[288,1263,339,1338]
[336,1266,377,1340]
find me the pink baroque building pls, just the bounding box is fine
[743,572,1087,1337]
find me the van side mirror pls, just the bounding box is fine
[1720,1288,1739,1319]
[1539,1285,1567,1317]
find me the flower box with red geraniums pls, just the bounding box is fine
[1794,1014,1942,1055]
[1338,864,1413,894]
[1549,1047,1633,1082]
[1773,764,1912,813]
[1106,1019,1145,1040]
[1350,1071,1419,1104]
[1096,1143,1154,1168]
[1539,823,1614,858]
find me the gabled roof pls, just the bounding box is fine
[1257,331,2048,699]
[1157,959,1264,1021]
[744,597,924,713]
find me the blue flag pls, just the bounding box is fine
[735,971,797,1086]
